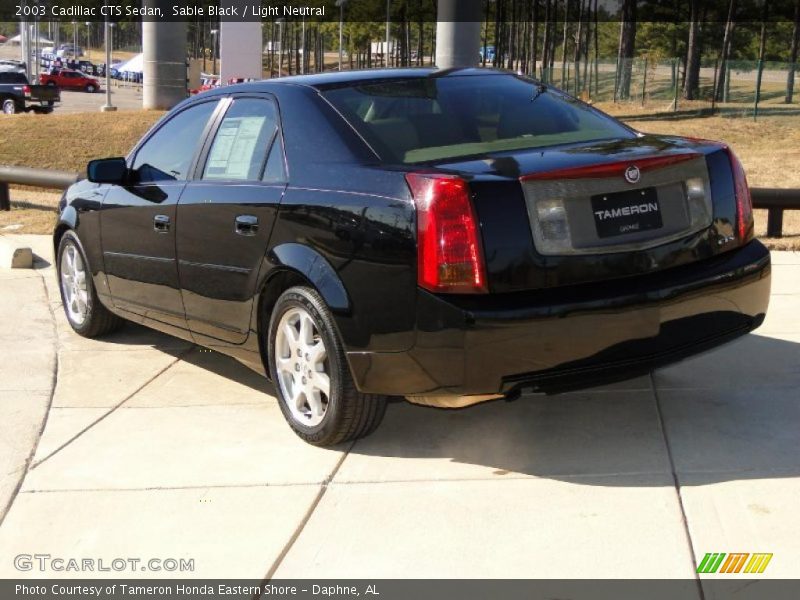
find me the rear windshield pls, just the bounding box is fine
[0,72,28,84]
[322,74,633,164]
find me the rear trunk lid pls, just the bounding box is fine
[432,135,735,292]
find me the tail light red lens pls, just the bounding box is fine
[406,173,488,294]
[726,147,754,242]
[22,85,30,96]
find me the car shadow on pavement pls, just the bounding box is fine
[343,332,800,486]
[89,323,274,395]
[87,324,800,487]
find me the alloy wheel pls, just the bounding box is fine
[60,243,89,326]
[274,307,330,427]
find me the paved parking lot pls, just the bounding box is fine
[51,83,143,114]
[0,46,143,113]
[0,234,798,586]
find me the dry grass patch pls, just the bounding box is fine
[628,114,800,189]
[0,205,58,235]
[0,110,163,173]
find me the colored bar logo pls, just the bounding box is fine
[697,553,773,574]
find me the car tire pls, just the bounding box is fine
[2,99,17,114]
[57,231,124,338]
[268,286,388,447]
[85,84,96,93]
[46,81,56,87]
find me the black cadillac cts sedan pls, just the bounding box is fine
[55,68,770,446]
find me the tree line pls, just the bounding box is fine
[190,0,800,103]
[8,0,798,102]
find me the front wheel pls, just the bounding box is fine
[268,286,388,447]
[57,231,124,338]
[85,84,96,93]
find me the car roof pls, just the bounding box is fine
[273,67,507,87]
[208,67,512,95]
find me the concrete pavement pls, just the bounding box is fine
[0,235,798,584]
[0,235,55,529]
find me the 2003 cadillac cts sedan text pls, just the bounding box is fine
[54,69,771,446]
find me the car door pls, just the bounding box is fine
[101,98,222,331]
[60,72,77,88]
[177,94,287,344]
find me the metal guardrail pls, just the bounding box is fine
[0,165,798,238]
[0,166,79,211]
[751,188,800,238]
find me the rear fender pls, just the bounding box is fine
[267,242,350,313]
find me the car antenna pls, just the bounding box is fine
[531,82,547,103]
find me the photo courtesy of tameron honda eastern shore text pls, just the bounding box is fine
[54,69,770,446]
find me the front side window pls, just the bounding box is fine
[132,100,218,183]
[202,97,278,181]
[322,74,634,164]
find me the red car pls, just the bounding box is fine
[39,69,100,93]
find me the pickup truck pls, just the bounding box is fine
[0,72,60,114]
[39,68,100,93]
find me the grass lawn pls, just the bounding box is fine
[1,107,798,249]
[0,110,163,172]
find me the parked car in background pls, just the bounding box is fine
[0,71,59,114]
[56,44,84,58]
[54,69,769,446]
[109,61,124,79]
[189,76,220,95]
[40,68,100,93]
[480,45,496,62]
[0,59,26,75]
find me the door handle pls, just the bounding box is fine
[153,214,171,233]
[235,215,259,236]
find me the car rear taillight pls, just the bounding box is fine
[22,85,30,96]
[725,147,754,242]
[406,173,487,294]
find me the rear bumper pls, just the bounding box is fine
[347,240,771,399]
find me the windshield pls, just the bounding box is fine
[322,74,634,164]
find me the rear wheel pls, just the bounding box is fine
[268,286,388,447]
[57,231,124,338]
[2,98,17,114]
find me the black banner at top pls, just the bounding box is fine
[2,0,800,24]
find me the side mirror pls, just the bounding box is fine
[87,157,127,184]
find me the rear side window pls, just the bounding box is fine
[322,75,633,164]
[202,97,278,181]
[132,100,218,183]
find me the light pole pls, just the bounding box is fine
[33,20,39,80]
[210,28,218,75]
[385,0,390,68]
[85,22,90,54]
[72,21,77,56]
[301,17,305,75]
[276,19,284,77]
[101,6,116,112]
[335,0,347,71]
